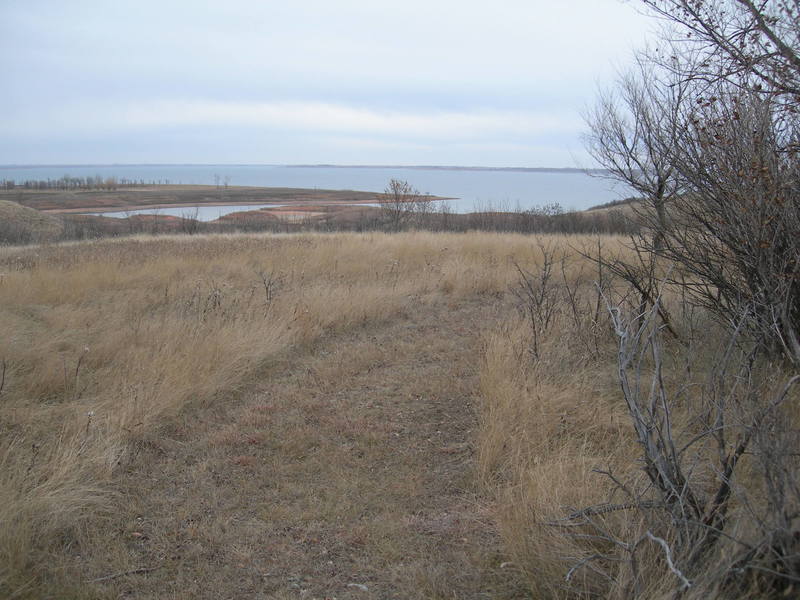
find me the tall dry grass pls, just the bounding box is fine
[0,231,616,596]
[479,314,636,597]
[478,242,800,599]
[477,242,635,597]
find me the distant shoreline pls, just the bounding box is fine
[1,184,453,214]
[0,163,609,175]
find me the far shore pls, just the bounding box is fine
[1,184,453,215]
[41,198,385,215]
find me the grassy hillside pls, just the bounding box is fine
[0,232,628,597]
[0,231,794,598]
[0,200,63,244]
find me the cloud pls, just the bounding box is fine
[0,0,655,165]
[1,100,583,142]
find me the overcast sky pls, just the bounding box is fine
[0,0,654,167]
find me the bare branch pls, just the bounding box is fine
[645,531,692,590]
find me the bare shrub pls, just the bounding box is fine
[179,206,201,235]
[511,245,563,360]
[641,0,800,100]
[586,2,800,365]
[484,241,800,598]
[662,91,800,363]
[381,179,428,231]
[583,55,688,250]
[544,295,800,598]
[512,240,620,361]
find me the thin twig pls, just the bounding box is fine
[89,566,160,583]
[565,553,615,582]
[547,500,662,526]
[645,531,691,590]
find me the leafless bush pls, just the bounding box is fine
[583,55,688,250]
[641,0,800,100]
[596,86,800,363]
[585,2,800,365]
[551,295,800,598]
[512,247,561,359]
[179,207,201,235]
[512,242,610,359]
[582,235,682,342]
[663,91,800,364]
[381,179,429,231]
[256,269,281,316]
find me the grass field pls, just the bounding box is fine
[2,230,793,599]
[0,231,632,598]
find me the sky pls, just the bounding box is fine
[0,0,655,167]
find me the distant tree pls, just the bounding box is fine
[180,207,201,235]
[382,179,427,231]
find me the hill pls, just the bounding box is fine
[0,200,63,244]
[1,230,790,599]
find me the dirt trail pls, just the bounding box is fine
[93,299,524,599]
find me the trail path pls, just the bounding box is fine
[98,299,522,599]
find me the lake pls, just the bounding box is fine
[0,164,631,214]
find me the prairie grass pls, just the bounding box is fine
[0,200,63,244]
[0,231,627,596]
[4,211,793,598]
[478,243,800,598]
[478,313,636,597]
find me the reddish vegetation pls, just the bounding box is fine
[1,184,391,214]
[0,184,410,232]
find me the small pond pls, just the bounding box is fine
[92,204,286,221]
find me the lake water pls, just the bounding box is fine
[94,204,286,221]
[0,164,631,214]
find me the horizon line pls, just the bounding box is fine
[0,163,605,173]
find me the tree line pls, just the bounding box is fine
[1,176,172,191]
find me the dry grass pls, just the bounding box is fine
[0,231,625,597]
[475,241,637,597]
[478,313,636,597]
[18,231,767,598]
[95,295,515,599]
[477,243,800,599]
[0,200,64,244]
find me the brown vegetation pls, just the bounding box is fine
[1,226,797,598]
[1,185,387,214]
[0,188,639,244]
[2,2,796,597]
[480,233,800,599]
[0,231,604,598]
[0,200,64,245]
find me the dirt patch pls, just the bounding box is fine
[79,299,525,599]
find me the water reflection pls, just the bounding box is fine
[92,204,285,222]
